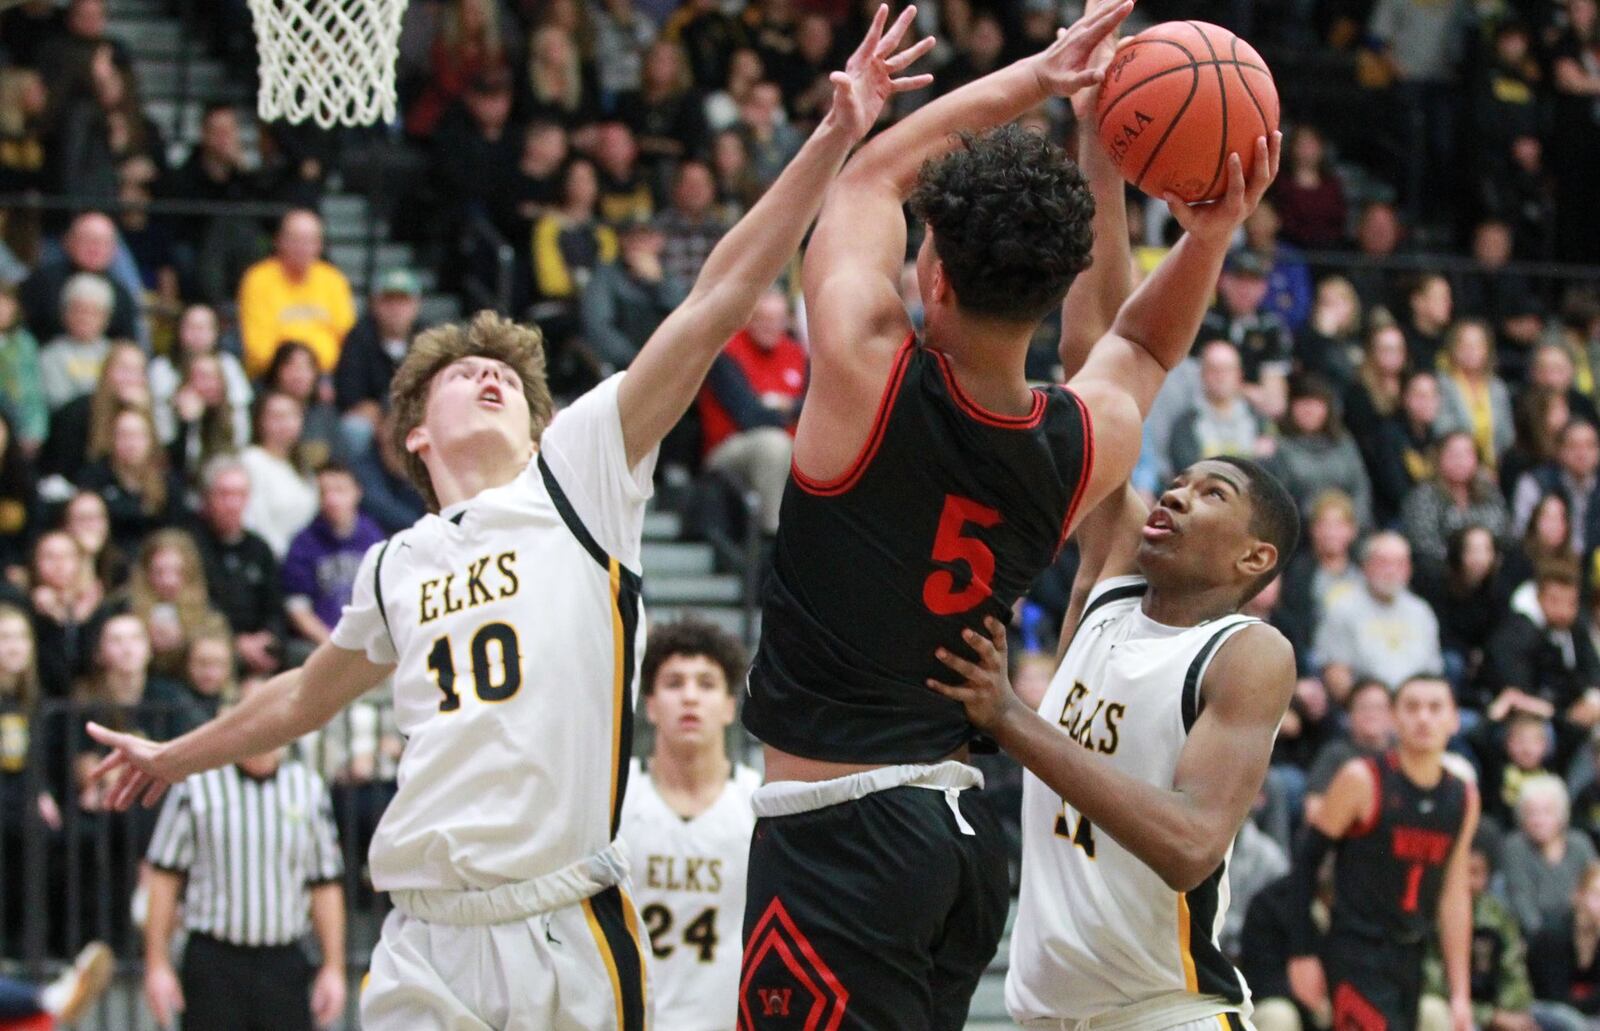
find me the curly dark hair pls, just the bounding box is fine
[641,618,747,696]
[908,124,1095,323]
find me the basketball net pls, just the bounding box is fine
[248,0,405,128]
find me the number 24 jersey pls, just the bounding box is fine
[331,374,656,893]
[619,760,759,1031]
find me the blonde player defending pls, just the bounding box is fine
[619,618,760,1031]
[80,11,935,1030]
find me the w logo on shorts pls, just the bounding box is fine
[738,898,848,1030]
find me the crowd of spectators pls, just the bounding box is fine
[8,0,1600,1021]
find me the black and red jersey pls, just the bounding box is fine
[1331,751,1471,945]
[742,336,1094,763]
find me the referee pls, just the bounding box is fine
[141,678,347,1031]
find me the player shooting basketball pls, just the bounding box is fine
[79,11,936,1030]
[909,5,1303,1029]
[734,0,1282,1023]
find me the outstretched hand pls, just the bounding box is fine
[1164,131,1283,244]
[1070,0,1130,121]
[1033,0,1135,99]
[83,722,177,811]
[926,616,1024,733]
[826,4,937,141]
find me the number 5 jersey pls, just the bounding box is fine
[1008,576,1260,1028]
[742,336,1094,763]
[618,759,760,1031]
[330,373,655,893]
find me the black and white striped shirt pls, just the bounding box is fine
[146,760,344,947]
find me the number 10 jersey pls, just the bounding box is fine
[331,374,655,893]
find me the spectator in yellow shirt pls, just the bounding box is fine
[236,209,356,378]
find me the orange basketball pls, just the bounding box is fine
[1094,22,1279,203]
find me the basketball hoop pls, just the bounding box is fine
[248,0,406,128]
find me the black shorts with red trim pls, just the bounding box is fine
[1324,928,1424,1031]
[738,784,1008,1031]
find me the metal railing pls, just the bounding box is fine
[11,697,394,1029]
[460,213,517,317]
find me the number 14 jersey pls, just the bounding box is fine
[331,374,655,893]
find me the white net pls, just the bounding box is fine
[248,0,406,128]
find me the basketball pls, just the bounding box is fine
[1094,22,1279,203]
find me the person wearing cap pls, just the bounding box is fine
[334,269,423,456]
[579,216,688,372]
[236,209,357,379]
[1196,246,1294,420]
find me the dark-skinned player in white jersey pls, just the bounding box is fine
[923,19,1301,1023]
[735,0,1283,1025]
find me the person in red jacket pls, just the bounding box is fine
[696,290,807,534]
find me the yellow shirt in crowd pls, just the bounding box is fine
[237,257,357,377]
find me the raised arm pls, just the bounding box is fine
[615,5,935,468]
[796,2,1130,478]
[1057,484,1148,659]
[930,618,1295,890]
[1058,3,1133,381]
[83,640,391,811]
[1066,134,1282,529]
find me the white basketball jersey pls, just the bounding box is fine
[618,759,759,1031]
[331,374,656,892]
[1007,576,1258,1027]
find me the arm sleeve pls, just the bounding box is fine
[1511,475,1540,537]
[706,354,788,431]
[1401,488,1445,565]
[538,373,657,572]
[332,326,366,412]
[331,275,357,341]
[145,782,194,872]
[1500,839,1544,934]
[578,269,638,370]
[327,540,399,665]
[237,266,279,379]
[1167,412,1200,475]
[280,533,316,602]
[1347,447,1375,531]
[1312,604,1355,671]
[305,774,345,884]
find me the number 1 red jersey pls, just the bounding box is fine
[1331,751,1471,945]
[742,336,1094,763]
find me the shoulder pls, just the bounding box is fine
[1332,752,1382,795]
[1083,574,1148,614]
[1401,590,1440,620]
[313,261,352,287]
[239,258,277,285]
[1202,623,1295,705]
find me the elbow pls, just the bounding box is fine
[1156,831,1231,894]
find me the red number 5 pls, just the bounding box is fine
[922,494,1003,616]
